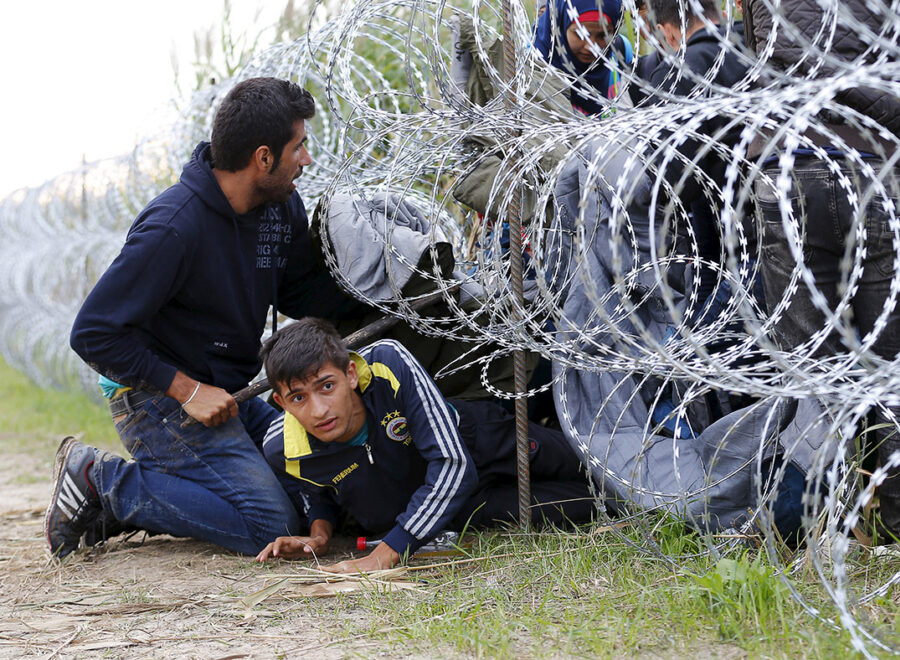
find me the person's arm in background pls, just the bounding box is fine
[276,195,369,323]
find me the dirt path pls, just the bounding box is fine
[0,448,411,659]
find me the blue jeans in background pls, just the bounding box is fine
[93,394,303,555]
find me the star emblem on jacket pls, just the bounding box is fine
[381,410,410,443]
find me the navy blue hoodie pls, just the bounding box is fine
[635,25,750,204]
[70,142,363,394]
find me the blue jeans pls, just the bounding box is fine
[93,394,303,555]
[756,157,900,532]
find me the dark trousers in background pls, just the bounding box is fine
[756,156,900,533]
[451,400,599,529]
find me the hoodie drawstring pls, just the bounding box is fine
[271,258,279,335]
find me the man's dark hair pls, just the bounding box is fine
[211,77,315,173]
[260,318,350,392]
[649,0,720,29]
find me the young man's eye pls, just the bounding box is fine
[322,382,335,391]
[291,395,304,404]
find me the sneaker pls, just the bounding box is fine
[45,437,103,559]
[448,15,473,104]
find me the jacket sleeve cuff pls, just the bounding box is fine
[383,525,424,557]
[145,361,178,394]
[307,505,338,529]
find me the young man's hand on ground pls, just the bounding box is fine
[322,541,401,574]
[255,534,330,561]
[255,520,333,562]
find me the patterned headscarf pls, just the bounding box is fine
[533,0,626,113]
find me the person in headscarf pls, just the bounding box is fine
[532,0,633,116]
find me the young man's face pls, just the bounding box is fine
[272,361,366,443]
[566,21,611,64]
[258,119,312,203]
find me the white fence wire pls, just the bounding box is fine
[1,0,899,653]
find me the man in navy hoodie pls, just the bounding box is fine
[639,0,749,195]
[635,0,755,324]
[46,77,365,558]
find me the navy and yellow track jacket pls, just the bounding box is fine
[262,340,478,556]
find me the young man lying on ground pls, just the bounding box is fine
[255,318,597,573]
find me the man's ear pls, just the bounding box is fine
[346,360,359,390]
[253,145,274,174]
[659,22,682,51]
[272,389,286,410]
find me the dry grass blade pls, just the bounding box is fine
[292,565,411,581]
[292,580,421,598]
[75,640,138,651]
[590,521,630,535]
[44,627,81,660]
[241,577,290,609]
[243,566,420,607]
[81,601,191,616]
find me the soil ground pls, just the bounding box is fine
[0,439,757,660]
[0,438,424,659]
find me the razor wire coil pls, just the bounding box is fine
[1,0,899,653]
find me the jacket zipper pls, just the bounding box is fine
[364,442,375,465]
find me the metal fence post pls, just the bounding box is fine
[500,0,532,529]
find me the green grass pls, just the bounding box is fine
[0,356,119,455]
[343,527,872,658]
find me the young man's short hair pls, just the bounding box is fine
[211,77,315,174]
[649,0,720,29]
[260,318,351,391]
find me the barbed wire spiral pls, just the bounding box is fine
[1,0,898,652]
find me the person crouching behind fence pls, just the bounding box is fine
[255,318,598,573]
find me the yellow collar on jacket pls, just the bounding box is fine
[282,351,401,477]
